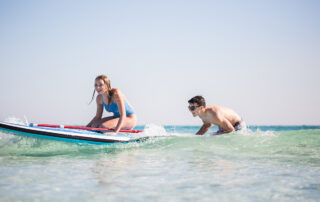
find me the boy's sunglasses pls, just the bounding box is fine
[188,105,198,111]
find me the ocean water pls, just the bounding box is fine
[0,122,320,202]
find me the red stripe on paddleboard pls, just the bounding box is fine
[32,124,143,133]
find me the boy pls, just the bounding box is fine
[188,96,246,135]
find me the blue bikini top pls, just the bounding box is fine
[103,101,135,118]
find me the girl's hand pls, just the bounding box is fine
[103,131,117,135]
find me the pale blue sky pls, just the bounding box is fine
[0,0,319,126]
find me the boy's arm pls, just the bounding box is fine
[212,110,235,134]
[196,123,212,135]
[216,118,234,134]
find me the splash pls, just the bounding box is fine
[4,116,28,125]
[0,116,29,142]
[141,124,168,137]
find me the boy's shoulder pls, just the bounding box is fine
[205,106,219,116]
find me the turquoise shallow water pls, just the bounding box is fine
[0,124,320,201]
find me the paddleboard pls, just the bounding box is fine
[0,121,146,144]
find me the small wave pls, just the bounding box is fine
[237,128,277,137]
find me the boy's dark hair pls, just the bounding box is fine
[188,96,206,107]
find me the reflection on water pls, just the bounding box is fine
[92,150,139,185]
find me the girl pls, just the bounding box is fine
[87,75,137,134]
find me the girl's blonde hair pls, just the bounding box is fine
[90,75,114,110]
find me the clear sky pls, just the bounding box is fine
[0,0,319,126]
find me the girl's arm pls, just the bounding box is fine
[112,89,126,133]
[87,95,104,127]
